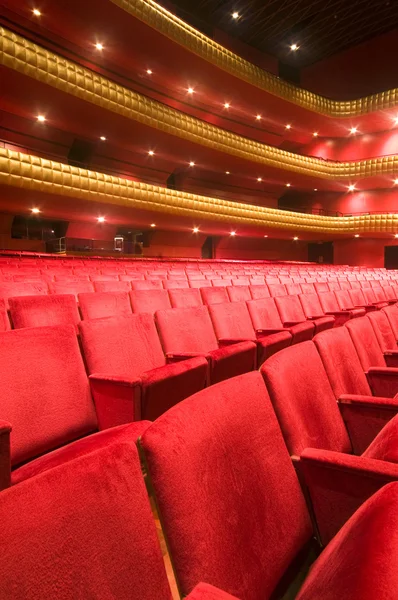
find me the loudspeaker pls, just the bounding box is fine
[67,139,95,168]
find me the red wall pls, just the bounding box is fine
[303,129,398,161]
[334,238,398,267]
[215,237,309,261]
[283,189,398,215]
[302,29,398,99]
[66,221,118,241]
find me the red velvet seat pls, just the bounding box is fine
[226,285,251,302]
[247,296,310,344]
[381,285,398,302]
[300,282,316,294]
[276,295,333,334]
[334,290,366,317]
[48,281,94,299]
[93,280,131,293]
[163,279,189,289]
[0,440,227,600]
[169,288,203,308]
[200,286,229,305]
[0,298,10,331]
[249,284,270,299]
[131,280,163,290]
[314,282,329,294]
[155,306,256,384]
[80,314,207,421]
[79,292,133,320]
[0,325,149,489]
[267,283,287,297]
[0,281,48,307]
[130,289,171,315]
[348,288,380,312]
[383,304,398,338]
[361,286,389,309]
[9,294,80,330]
[209,301,292,365]
[285,283,302,296]
[318,291,362,326]
[367,310,398,353]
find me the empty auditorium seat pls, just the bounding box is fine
[189,278,208,288]
[334,290,366,317]
[131,280,163,290]
[155,306,256,384]
[276,295,333,334]
[318,291,362,326]
[79,292,133,320]
[49,281,94,299]
[247,297,311,344]
[226,285,251,302]
[209,302,292,365]
[361,287,389,309]
[9,294,80,330]
[380,285,398,303]
[130,289,171,315]
[169,288,203,308]
[140,372,398,597]
[80,314,208,421]
[383,305,398,338]
[348,288,380,312]
[0,281,48,307]
[314,282,329,294]
[268,283,287,298]
[0,298,10,331]
[200,286,229,305]
[285,283,302,296]
[0,325,149,487]
[249,284,270,299]
[300,282,316,294]
[163,279,189,289]
[93,280,131,293]
[367,310,398,354]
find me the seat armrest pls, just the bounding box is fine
[325,310,349,316]
[300,448,398,545]
[186,583,240,600]
[384,350,398,368]
[283,320,303,327]
[338,394,398,454]
[256,328,285,336]
[89,373,142,428]
[166,351,206,363]
[218,337,255,347]
[366,367,398,398]
[0,420,11,492]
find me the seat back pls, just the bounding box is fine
[275,295,306,324]
[367,311,396,352]
[78,292,132,320]
[314,327,372,397]
[261,342,351,456]
[93,281,131,293]
[383,305,398,338]
[0,282,48,307]
[140,372,312,599]
[346,318,386,370]
[162,280,189,289]
[285,283,302,296]
[48,281,94,299]
[318,292,339,313]
[348,288,366,306]
[334,290,354,310]
[0,298,10,331]
[247,297,284,331]
[9,295,80,329]
[362,288,378,304]
[327,282,341,291]
[372,287,387,303]
[314,282,329,294]
[200,287,229,305]
[268,283,287,298]
[130,289,171,315]
[298,293,324,318]
[168,288,203,308]
[131,280,163,290]
[79,314,166,377]
[0,442,172,600]
[208,302,256,341]
[249,285,270,299]
[226,286,251,302]
[300,283,315,294]
[156,306,219,354]
[382,286,397,302]
[0,325,97,467]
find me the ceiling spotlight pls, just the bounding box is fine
[31,208,40,214]
[354,234,360,238]
[36,115,46,122]
[146,69,153,75]
[293,236,299,241]
[32,8,41,16]
[395,234,398,238]
[350,127,358,134]
[393,117,398,125]
[224,102,230,109]
[187,87,195,94]
[290,44,299,51]
[95,43,104,51]
[394,179,398,185]
[193,227,199,233]
[286,183,291,187]
[148,150,155,156]
[264,235,268,238]
[314,188,318,191]
[97,216,105,223]
[256,115,262,120]
[150,223,156,228]
[285,124,291,130]
[225,171,230,175]
[232,12,239,19]
[230,231,236,236]
[100,136,106,141]
[257,177,262,182]
[348,184,356,192]
[313,132,318,137]
[189,161,195,167]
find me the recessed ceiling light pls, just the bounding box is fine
[264,235,268,238]
[150,223,156,228]
[148,150,154,156]
[224,102,230,109]
[350,127,358,134]
[314,188,318,191]
[395,234,398,238]
[100,136,106,141]
[354,234,360,238]
[32,8,41,16]
[313,132,318,137]
[230,231,236,236]
[257,177,262,182]
[187,87,194,94]
[31,208,40,214]
[225,171,230,175]
[189,161,195,167]
[193,227,199,233]
[393,117,398,125]
[293,236,299,241]
[232,12,239,19]
[348,184,356,191]
[36,115,46,122]
[286,183,291,187]
[256,115,262,120]
[394,178,398,185]
[97,216,105,223]
[146,69,153,75]
[95,43,104,51]
[290,44,299,51]
[285,124,291,130]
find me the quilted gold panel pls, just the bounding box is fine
[2,148,398,234]
[110,0,398,118]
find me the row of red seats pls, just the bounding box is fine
[2,311,398,597]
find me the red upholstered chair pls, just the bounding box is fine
[249,284,270,299]
[367,310,398,353]
[208,302,291,365]
[169,288,203,308]
[327,281,341,291]
[0,298,10,331]
[383,304,398,338]
[120,273,145,281]
[267,283,287,298]
[348,288,380,312]
[247,297,310,345]
[334,290,366,317]
[130,289,171,315]
[226,285,251,302]
[93,280,131,293]
[48,281,94,299]
[285,283,302,296]
[381,285,398,303]
[0,325,149,489]
[300,282,316,294]
[131,280,163,290]
[200,286,229,305]
[276,295,333,335]
[318,291,362,326]
[9,294,80,330]
[0,281,48,307]
[155,306,256,384]
[0,440,228,600]
[314,282,329,294]
[361,286,389,309]
[80,315,207,421]
[163,279,190,289]
[79,292,132,320]
[189,278,207,289]
[90,274,120,282]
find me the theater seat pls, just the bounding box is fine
[155,306,256,384]
[276,295,333,334]
[348,288,380,312]
[169,288,203,308]
[0,298,10,331]
[249,285,270,299]
[334,290,366,317]
[0,325,149,488]
[226,285,251,302]
[383,304,398,338]
[208,301,292,365]
[0,281,48,307]
[79,315,208,421]
[9,294,80,330]
[200,286,229,305]
[247,297,309,344]
[0,440,226,600]
[267,283,287,298]
[131,280,163,290]
[130,289,171,315]
[163,279,190,289]
[318,292,362,326]
[361,287,389,309]
[48,281,94,299]
[367,310,398,353]
[79,292,133,320]
[93,280,131,293]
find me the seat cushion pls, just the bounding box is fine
[362,414,398,463]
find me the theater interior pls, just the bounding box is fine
[1,1,398,598]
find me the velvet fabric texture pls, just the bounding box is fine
[131,280,163,290]
[93,280,131,292]
[9,294,81,330]
[268,283,287,297]
[296,482,398,600]
[276,295,334,334]
[78,291,133,320]
[261,341,352,456]
[249,285,270,299]
[362,287,388,309]
[79,315,208,420]
[346,317,390,369]
[0,282,48,307]
[130,289,171,315]
[140,372,312,599]
[169,288,203,308]
[162,279,189,289]
[367,310,398,351]
[0,297,10,331]
[48,281,94,298]
[0,325,97,468]
[318,292,356,326]
[383,305,398,338]
[0,441,173,600]
[200,286,229,305]
[187,584,240,600]
[226,286,251,302]
[334,290,366,316]
[348,288,378,312]
[286,283,303,296]
[247,297,312,344]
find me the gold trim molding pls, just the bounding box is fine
[1,28,398,181]
[1,147,398,234]
[110,0,398,118]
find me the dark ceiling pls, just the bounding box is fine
[169,0,398,68]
